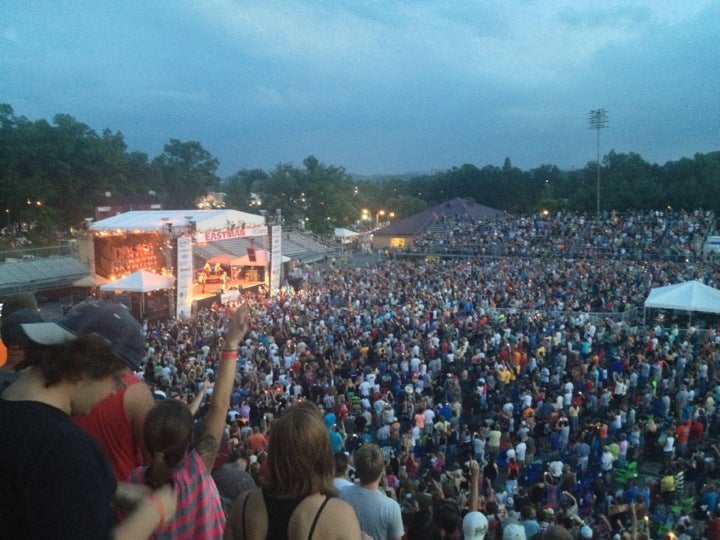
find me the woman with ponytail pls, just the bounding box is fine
[129,304,251,540]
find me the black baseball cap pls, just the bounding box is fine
[1,309,46,348]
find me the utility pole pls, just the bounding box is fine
[588,108,608,215]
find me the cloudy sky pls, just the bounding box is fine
[2,1,718,178]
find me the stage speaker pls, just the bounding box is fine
[247,246,256,262]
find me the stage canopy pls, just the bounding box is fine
[644,280,720,314]
[100,270,175,293]
[89,209,265,233]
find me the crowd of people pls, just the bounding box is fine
[2,208,720,539]
[410,209,716,263]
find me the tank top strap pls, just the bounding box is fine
[308,496,331,540]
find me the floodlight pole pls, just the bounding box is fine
[588,108,608,215]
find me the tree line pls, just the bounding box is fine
[1,103,719,237]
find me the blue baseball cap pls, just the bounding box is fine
[21,300,145,370]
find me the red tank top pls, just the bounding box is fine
[74,373,145,481]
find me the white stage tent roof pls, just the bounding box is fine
[89,209,265,233]
[644,280,720,314]
[100,269,175,293]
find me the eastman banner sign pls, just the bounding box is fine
[195,226,266,244]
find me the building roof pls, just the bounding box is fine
[375,198,505,236]
[89,209,265,233]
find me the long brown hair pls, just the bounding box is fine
[264,401,336,499]
[142,399,193,489]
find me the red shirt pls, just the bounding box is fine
[707,517,720,540]
[676,422,691,444]
[74,373,146,481]
[690,421,705,440]
[246,432,268,452]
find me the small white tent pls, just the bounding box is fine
[100,270,175,319]
[644,280,720,314]
[334,227,360,244]
[100,270,175,293]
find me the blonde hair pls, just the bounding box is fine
[264,401,336,499]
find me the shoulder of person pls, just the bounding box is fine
[301,496,362,540]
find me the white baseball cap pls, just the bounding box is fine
[463,511,488,540]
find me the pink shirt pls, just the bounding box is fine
[130,449,225,539]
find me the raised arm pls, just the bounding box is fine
[197,305,251,472]
[468,459,480,511]
[188,379,210,417]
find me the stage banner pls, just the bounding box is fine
[270,225,282,294]
[220,289,241,305]
[195,225,265,244]
[176,237,193,319]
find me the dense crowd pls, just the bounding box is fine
[138,207,720,539]
[4,208,720,539]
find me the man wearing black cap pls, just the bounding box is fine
[25,300,157,483]
[0,299,176,538]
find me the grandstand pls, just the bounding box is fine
[402,208,717,263]
[0,254,89,298]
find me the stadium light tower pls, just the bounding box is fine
[588,108,608,215]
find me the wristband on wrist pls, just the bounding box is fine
[147,494,166,526]
[220,350,239,360]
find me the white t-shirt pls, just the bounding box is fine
[549,460,564,477]
[663,435,675,452]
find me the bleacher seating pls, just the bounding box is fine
[409,209,716,262]
[0,255,89,296]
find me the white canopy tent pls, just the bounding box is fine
[100,270,175,318]
[334,227,360,244]
[644,280,720,323]
[100,270,175,293]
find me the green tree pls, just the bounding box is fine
[300,155,357,232]
[223,168,269,211]
[153,139,219,209]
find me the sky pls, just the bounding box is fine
[2,1,719,178]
